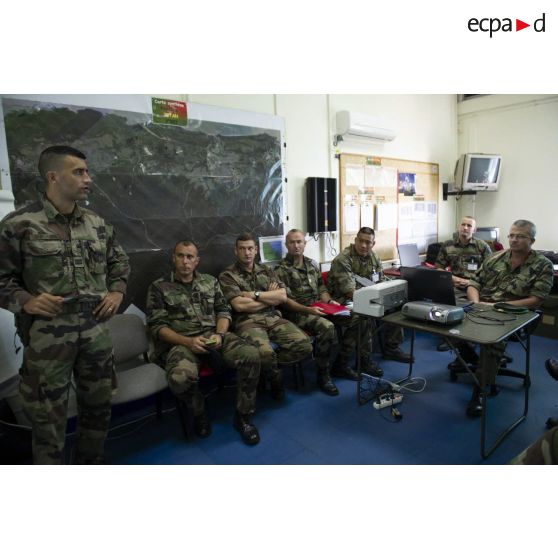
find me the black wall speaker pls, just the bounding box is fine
[306,177,337,234]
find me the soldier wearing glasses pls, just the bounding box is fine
[463,220,553,417]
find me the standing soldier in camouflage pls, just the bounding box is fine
[327,227,412,380]
[219,233,313,401]
[0,145,130,464]
[275,229,339,396]
[464,219,553,417]
[146,240,261,445]
[436,216,492,289]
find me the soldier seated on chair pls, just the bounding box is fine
[274,229,340,397]
[146,240,261,446]
[461,220,553,418]
[327,227,413,380]
[218,233,313,402]
[435,216,492,291]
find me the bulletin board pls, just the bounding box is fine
[339,153,439,261]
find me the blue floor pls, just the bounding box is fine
[97,331,558,465]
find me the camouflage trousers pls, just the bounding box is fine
[164,332,260,416]
[454,340,506,385]
[235,315,313,383]
[511,426,558,464]
[19,312,114,465]
[288,313,338,372]
[331,314,404,365]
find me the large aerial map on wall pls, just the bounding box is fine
[2,98,284,311]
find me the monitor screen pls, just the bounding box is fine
[397,243,421,267]
[454,154,502,191]
[475,227,500,242]
[400,266,456,305]
[466,156,501,185]
[259,235,285,263]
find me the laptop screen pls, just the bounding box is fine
[400,266,457,305]
[397,243,421,267]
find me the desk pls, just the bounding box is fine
[371,306,539,459]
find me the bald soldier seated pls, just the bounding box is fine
[146,240,261,445]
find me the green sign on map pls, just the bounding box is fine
[152,98,188,125]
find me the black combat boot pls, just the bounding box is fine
[317,369,339,396]
[331,356,359,381]
[193,412,212,438]
[234,411,260,445]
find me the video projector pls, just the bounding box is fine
[353,279,407,317]
[401,301,464,325]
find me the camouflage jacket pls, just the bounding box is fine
[435,237,492,279]
[219,261,285,328]
[275,254,326,306]
[0,196,130,314]
[468,249,553,303]
[327,244,384,304]
[146,271,231,358]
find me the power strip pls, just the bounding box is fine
[373,393,403,410]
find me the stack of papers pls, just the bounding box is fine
[309,302,351,317]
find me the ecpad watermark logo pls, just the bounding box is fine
[468,12,546,37]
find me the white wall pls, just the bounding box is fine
[456,94,558,250]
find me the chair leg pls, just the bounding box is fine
[155,391,163,419]
[292,363,305,390]
[175,398,194,441]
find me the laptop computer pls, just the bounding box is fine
[397,243,422,268]
[400,266,472,308]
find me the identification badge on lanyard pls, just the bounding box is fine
[467,263,478,271]
[372,272,380,283]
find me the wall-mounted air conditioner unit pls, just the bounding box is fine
[335,111,396,145]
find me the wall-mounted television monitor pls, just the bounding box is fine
[453,153,502,192]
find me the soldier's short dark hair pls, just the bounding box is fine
[286,228,305,240]
[173,240,199,254]
[38,145,87,180]
[512,220,537,240]
[235,233,257,247]
[357,227,375,237]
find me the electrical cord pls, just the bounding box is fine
[465,311,517,325]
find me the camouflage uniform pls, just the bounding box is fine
[327,244,403,364]
[219,262,313,383]
[510,426,558,464]
[146,271,260,416]
[436,237,492,281]
[0,197,130,464]
[275,254,339,373]
[468,249,554,384]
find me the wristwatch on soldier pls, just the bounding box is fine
[254,291,261,301]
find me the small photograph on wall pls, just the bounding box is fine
[398,173,416,196]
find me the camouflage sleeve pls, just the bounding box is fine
[274,264,292,297]
[0,217,34,313]
[510,426,558,464]
[268,266,286,291]
[482,240,492,259]
[530,257,554,300]
[212,277,232,322]
[329,254,355,296]
[145,282,170,340]
[105,223,131,294]
[219,270,242,302]
[435,243,449,269]
[314,262,327,297]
